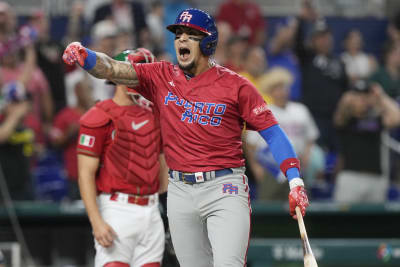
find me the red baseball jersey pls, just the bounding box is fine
[133,62,277,172]
[77,100,161,195]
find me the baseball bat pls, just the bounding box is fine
[295,206,318,267]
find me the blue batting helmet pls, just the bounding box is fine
[167,8,218,56]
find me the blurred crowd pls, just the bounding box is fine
[1,0,400,205]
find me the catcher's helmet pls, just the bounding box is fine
[114,48,155,65]
[167,8,218,56]
[109,48,155,93]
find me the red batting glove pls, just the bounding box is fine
[62,42,88,66]
[289,185,309,219]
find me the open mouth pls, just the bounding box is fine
[179,47,191,61]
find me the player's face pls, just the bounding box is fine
[174,26,206,71]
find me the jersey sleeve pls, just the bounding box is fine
[132,62,162,102]
[238,81,278,131]
[77,124,109,157]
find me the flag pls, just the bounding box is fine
[79,134,95,147]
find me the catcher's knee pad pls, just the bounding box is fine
[141,263,160,267]
[104,262,130,267]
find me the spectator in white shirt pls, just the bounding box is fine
[245,68,325,199]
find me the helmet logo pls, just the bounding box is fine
[180,11,192,22]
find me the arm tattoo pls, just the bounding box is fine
[87,52,139,87]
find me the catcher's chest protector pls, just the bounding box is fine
[97,100,161,186]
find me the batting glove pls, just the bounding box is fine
[289,178,309,219]
[63,42,97,71]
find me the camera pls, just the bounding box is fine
[351,79,371,93]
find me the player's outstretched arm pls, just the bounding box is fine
[63,42,139,88]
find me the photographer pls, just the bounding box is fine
[333,80,400,203]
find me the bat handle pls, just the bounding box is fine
[295,206,307,236]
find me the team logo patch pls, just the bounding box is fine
[253,103,268,115]
[195,172,204,183]
[180,11,192,22]
[222,183,238,195]
[79,134,95,147]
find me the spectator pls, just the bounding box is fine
[50,76,94,200]
[214,21,233,66]
[0,1,16,43]
[341,29,377,86]
[333,81,400,203]
[216,0,266,46]
[388,10,400,46]
[0,40,52,145]
[0,82,33,201]
[163,0,191,61]
[93,0,148,47]
[146,0,165,53]
[240,46,271,103]
[85,19,118,102]
[223,35,247,72]
[369,42,400,100]
[114,28,136,55]
[64,0,87,45]
[27,10,68,113]
[295,4,348,153]
[245,68,324,199]
[267,17,302,101]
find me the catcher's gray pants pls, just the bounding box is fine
[167,167,251,267]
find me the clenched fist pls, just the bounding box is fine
[62,42,88,66]
[289,186,309,219]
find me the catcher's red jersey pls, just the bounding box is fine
[133,61,277,172]
[77,99,161,195]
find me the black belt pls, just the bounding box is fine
[169,168,233,184]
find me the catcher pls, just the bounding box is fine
[77,48,167,267]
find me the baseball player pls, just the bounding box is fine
[64,8,309,267]
[77,48,166,267]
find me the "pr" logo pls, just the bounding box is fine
[180,11,192,23]
[222,183,238,195]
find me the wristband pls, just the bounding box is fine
[289,177,304,190]
[83,48,97,70]
[280,157,300,175]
